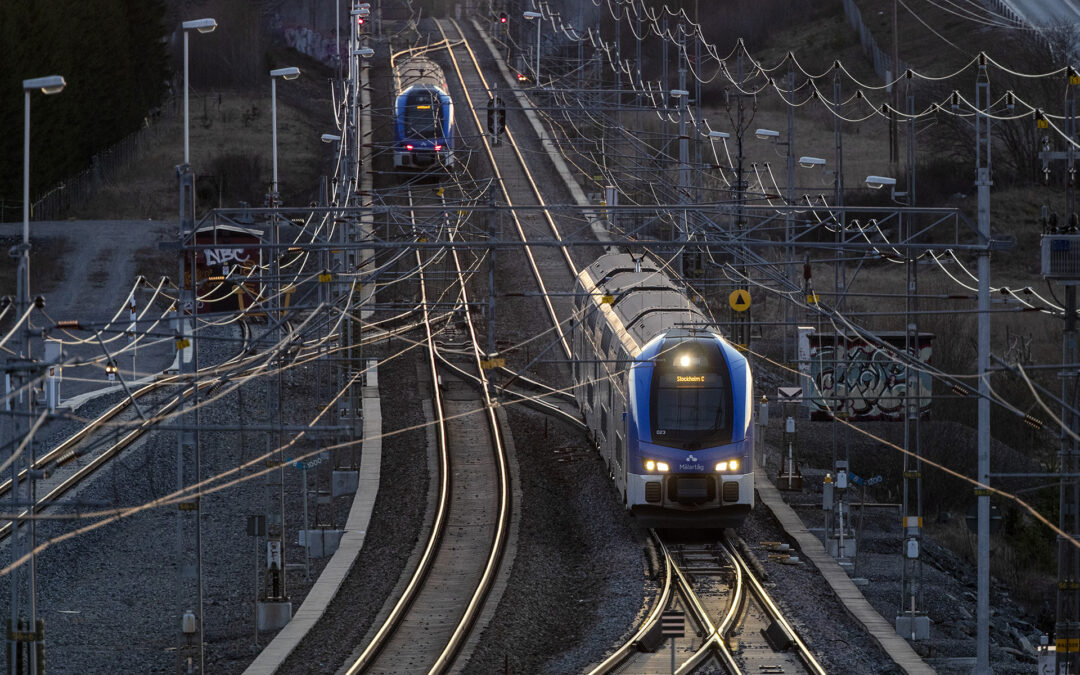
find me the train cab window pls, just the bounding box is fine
[649,338,734,449]
[404,90,443,136]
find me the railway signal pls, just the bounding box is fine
[498,11,508,25]
[487,94,505,145]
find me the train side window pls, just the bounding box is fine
[587,380,594,408]
[601,408,609,435]
[600,326,613,355]
[615,435,624,470]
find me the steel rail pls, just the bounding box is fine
[429,185,513,673]
[0,341,250,541]
[0,321,253,505]
[435,19,575,360]
[343,189,454,675]
[586,530,674,674]
[722,537,827,675]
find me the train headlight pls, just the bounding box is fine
[678,353,691,368]
[644,459,670,473]
[715,459,739,472]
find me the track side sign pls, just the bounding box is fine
[728,289,751,312]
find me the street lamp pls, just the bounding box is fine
[21,75,65,328]
[523,11,542,83]
[865,175,897,189]
[754,128,780,140]
[269,67,301,204]
[181,18,218,166]
[321,133,342,143]
[799,156,826,169]
[865,174,909,202]
[353,48,374,58]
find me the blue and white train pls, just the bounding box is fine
[572,252,754,528]
[392,56,455,169]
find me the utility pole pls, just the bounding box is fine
[974,53,993,675]
[677,26,689,278]
[1045,68,1080,675]
[890,0,900,170]
[174,158,203,674]
[785,60,796,364]
[898,71,927,642]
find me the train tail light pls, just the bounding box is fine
[406,144,414,151]
[434,144,443,151]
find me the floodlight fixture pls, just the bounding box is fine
[755,128,780,140]
[270,67,301,80]
[865,175,897,189]
[182,18,218,33]
[22,76,66,95]
[799,156,826,168]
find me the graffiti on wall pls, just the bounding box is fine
[282,25,343,67]
[807,333,934,421]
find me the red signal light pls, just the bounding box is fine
[499,13,508,23]
[406,144,414,151]
[358,16,365,25]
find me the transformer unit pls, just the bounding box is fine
[1041,234,1080,280]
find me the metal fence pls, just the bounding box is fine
[26,116,169,222]
[839,0,911,84]
[840,0,1027,87]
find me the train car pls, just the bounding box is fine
[392,56,455,169]
[572,252,754,528]
[189,223,264,313]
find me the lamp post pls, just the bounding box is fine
[20,76,65,331]
[14,74,64,675]
[181,19,217,166]
[523,11,542,82]
[269,67,301,205]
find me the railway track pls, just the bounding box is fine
[0,320,255,542]
[435,18,590,364]
[341,184,511,673]
[590,531,825,675]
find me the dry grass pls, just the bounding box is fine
[0,236,71,297]
[72,59,334,220]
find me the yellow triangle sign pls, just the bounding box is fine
[728,289,751,312]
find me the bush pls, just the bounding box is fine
[204,153,267,208]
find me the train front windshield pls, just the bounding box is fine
[404,90,442,138]
[649,339,733,449]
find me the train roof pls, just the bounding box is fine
[193,223,265,238]
[393,55,448,94]
[577,252,707,354]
